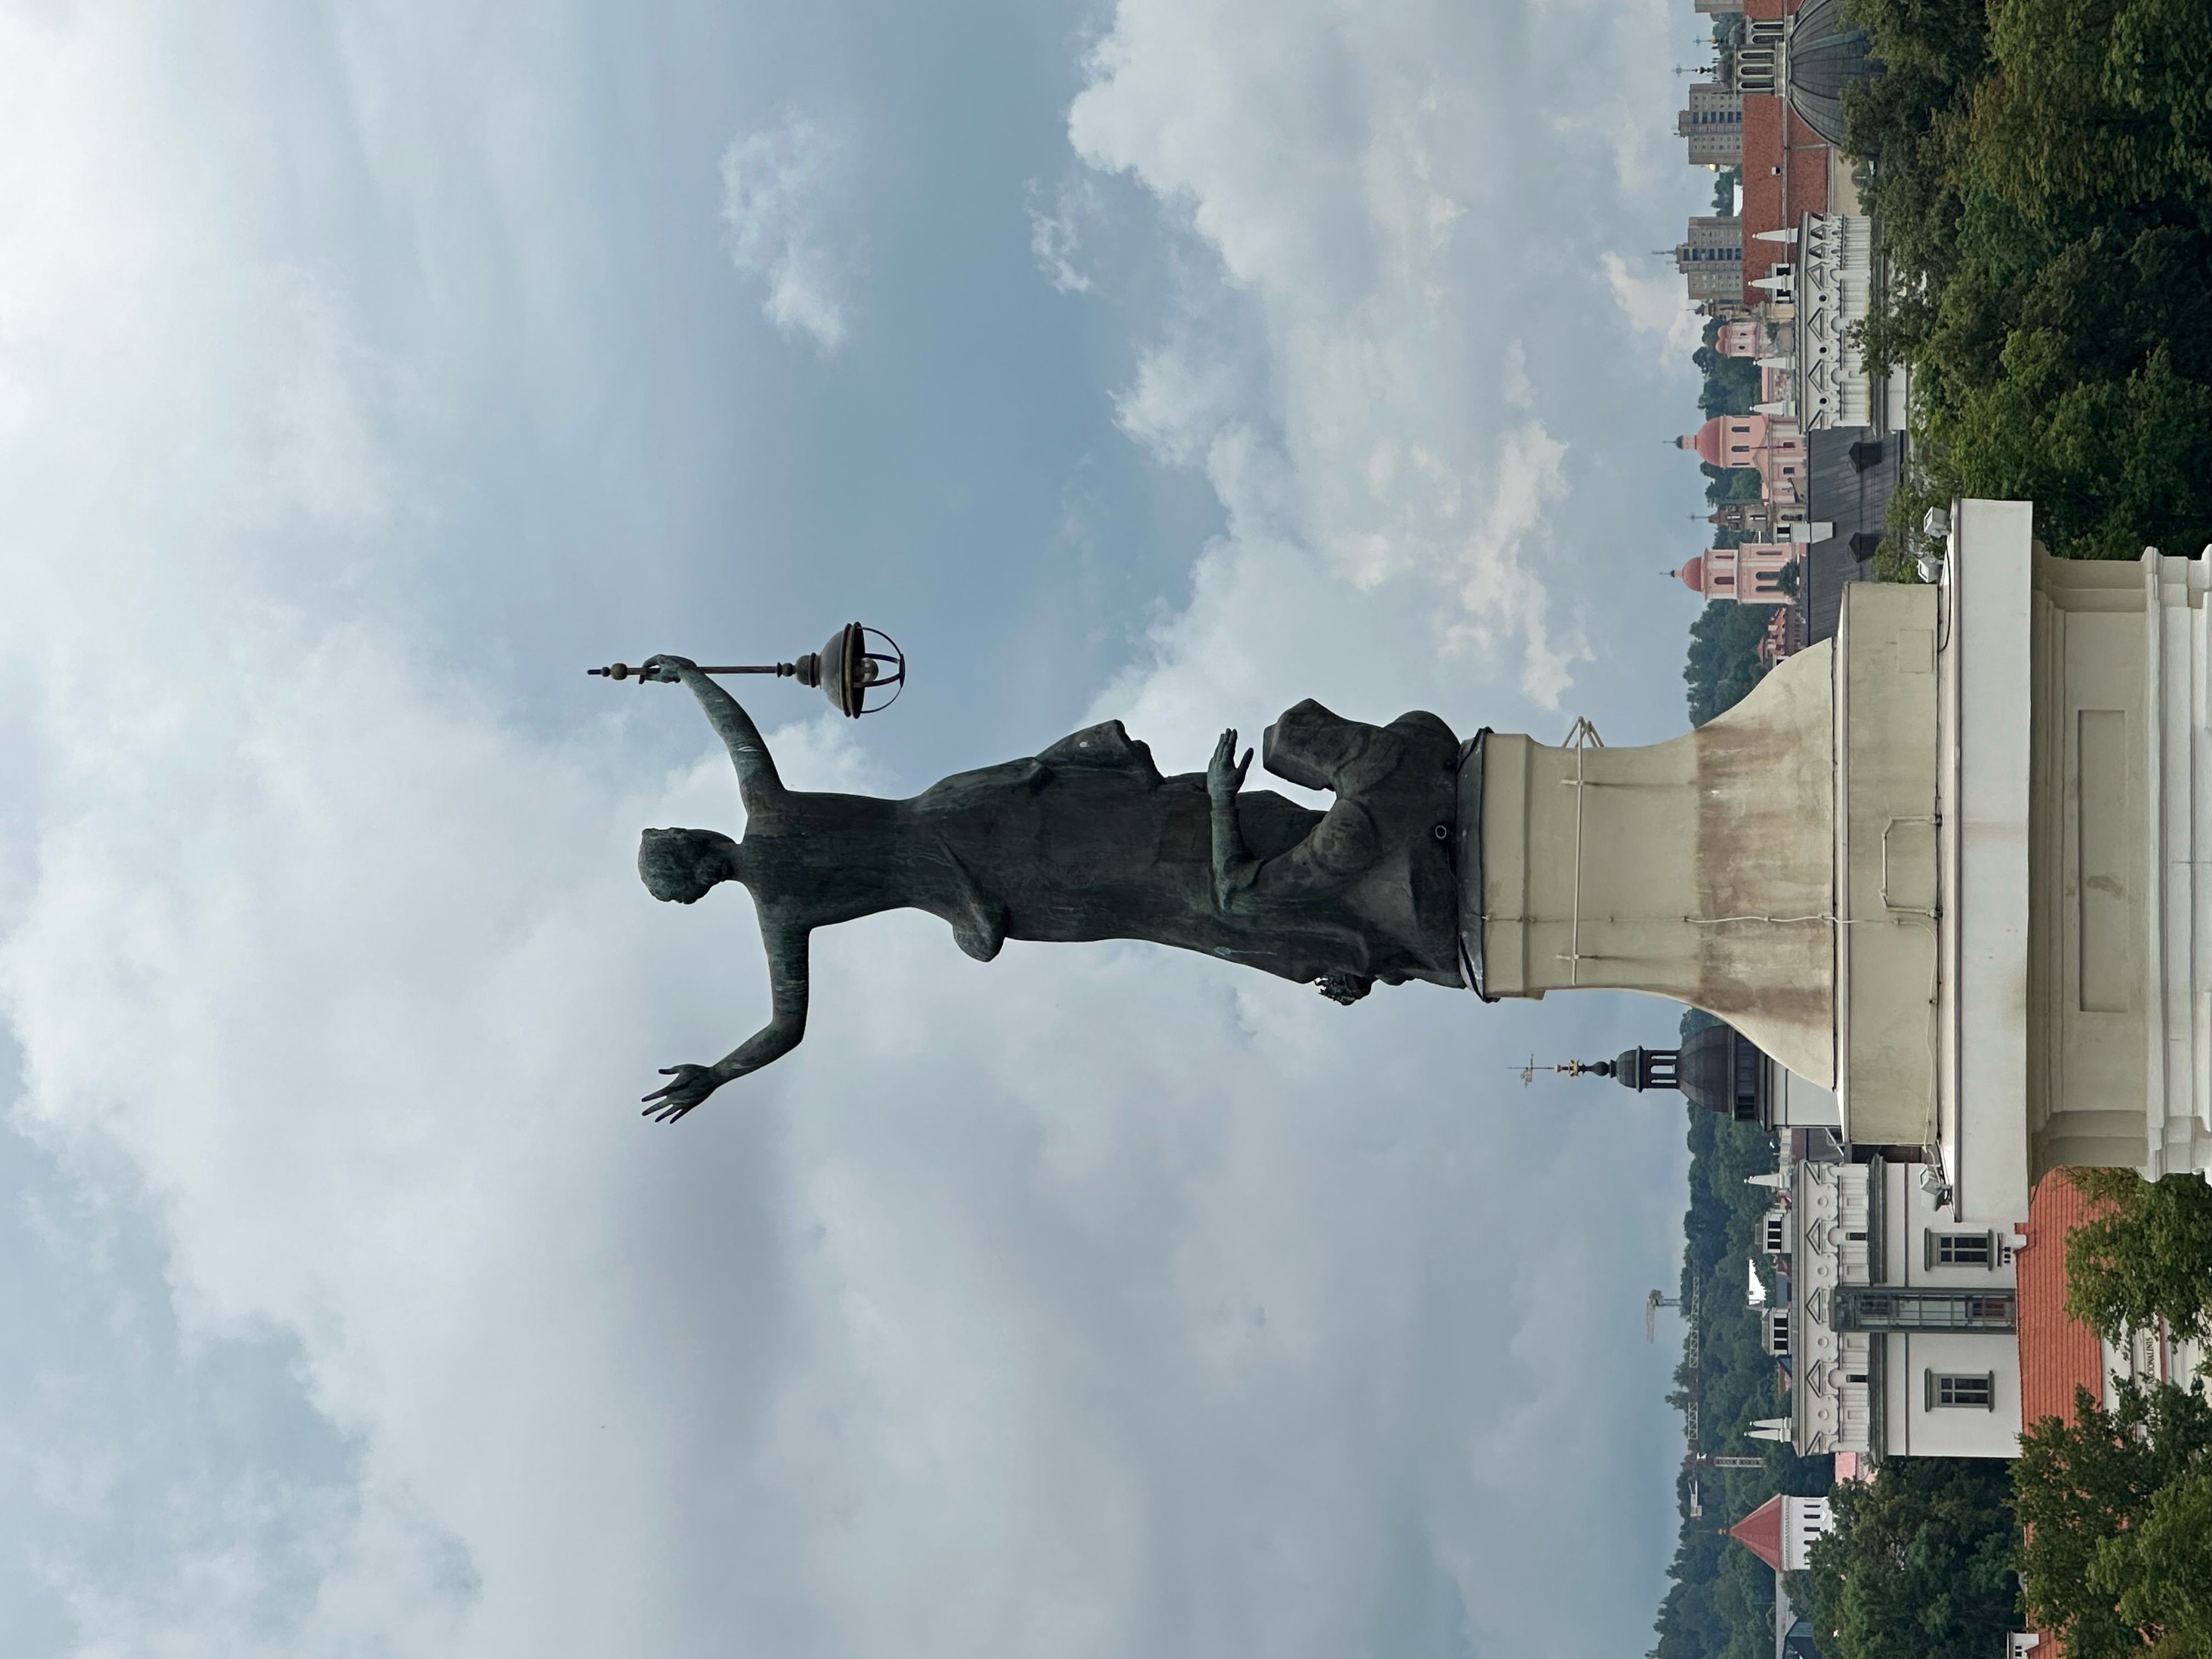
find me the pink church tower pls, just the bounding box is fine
[1673,540,1797,603]
[1714,319,1762,358]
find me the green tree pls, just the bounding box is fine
[1805,1458,2020,1659]
[1699,460,1764,507]
[1683,601,1775,727]
[2014,1380,2212,1658]
[1695,347,1761,419]
[1649,1011,1829,1659]
[2118,1471,2212,1655]
[2063,1167,2212,1349]
[1838,0,2212,561]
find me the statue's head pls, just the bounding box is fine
[637,827,742,904]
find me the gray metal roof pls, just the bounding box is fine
[1801,428,1901,643]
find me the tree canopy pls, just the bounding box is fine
[1804,1458,2019,1659]
[1684,601,1774,727]
[2013,1380,2212,1657]
[1711,165,1740,217]
[1701,461,1763,507]
[1842,0,2212,560]
[1695,347,1762,419]
[1648,1011,1831,1659]
[2063,1168,2212,1347]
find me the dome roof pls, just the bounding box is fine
[1676,556,1706,593]
[1686,417,1726,465]
[1786,0,1881,148]
[1577,1026,1767,1125]
[1679,1023,1766,1121]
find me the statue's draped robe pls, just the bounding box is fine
[738,703,1466,990]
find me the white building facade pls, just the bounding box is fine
[1756,1138,2024,1460]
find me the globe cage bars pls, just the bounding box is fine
[590,622,909,719]
[800,622,907,718]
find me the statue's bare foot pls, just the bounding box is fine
[1316,971,1371,1006]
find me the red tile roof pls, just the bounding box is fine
[2017,1175,2111,1429]
[1726,1493,1785,1571]
[1737,97,1830,303]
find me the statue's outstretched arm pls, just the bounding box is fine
[1209,724,1379,1006]
[644,655,787,819]
[1207,727,1260,906]
[641,922,810,1122]
[1211,725,1370,905]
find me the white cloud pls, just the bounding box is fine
[1538,0,1686,202]
[1065,0,1602,707]
[720,112,858,352]
[1501,337,1533,410]
[1111,348,1244,467]
[0,4,1699,1656]
[1601,249,1706,363]
[1025,174,1094,294]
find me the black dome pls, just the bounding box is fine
[1786,0,1881,147]
[1678,1024,1767,1121]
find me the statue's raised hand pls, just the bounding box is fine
[641,1062,722,1123]
[640,653,698,684]
[1207,729,1253,802]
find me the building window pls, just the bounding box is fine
[1927,1230,1997,1269]
[1833,1288,2016,1332]
[1927,1371,1996,1410]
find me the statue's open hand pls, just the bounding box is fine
[640,654,698,684]
[1208,729,1254,801]
[641,1062,721,1123]
[1316,971,1372,1006]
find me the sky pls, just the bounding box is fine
[0,2,1730,1654]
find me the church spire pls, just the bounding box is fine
[1551,1057,1618,1079]
[1554,1045,1684,1092]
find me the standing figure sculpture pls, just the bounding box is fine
[634,655,1465,1119]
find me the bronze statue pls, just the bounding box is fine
[634,655,1466,1120]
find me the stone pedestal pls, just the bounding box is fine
[1470,497,2212,1203]
[2018,532,2212,1187]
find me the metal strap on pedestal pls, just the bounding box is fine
[1455,730,1493,999]
[1559,718,1605,985]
